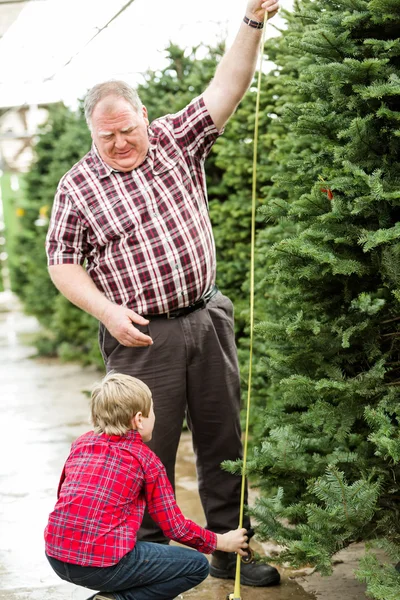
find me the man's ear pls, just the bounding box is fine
[142,106,149,126]
[132,412,143,430]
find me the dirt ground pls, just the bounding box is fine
[0,293,373,600]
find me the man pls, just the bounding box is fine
[46,0,280,587]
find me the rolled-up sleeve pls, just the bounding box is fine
[165,96,223,161]
[46,188,86,266]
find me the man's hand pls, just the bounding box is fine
[247,0,280,22]
[216,528,249,556]
[48,264,153,347]
[202,0,280,131]
[101,303,153,347]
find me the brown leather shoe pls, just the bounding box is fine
[210,550,280,587]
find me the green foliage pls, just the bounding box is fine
[226,0,400,597]
[357,553,400,600]
[0,172,24,292]
[11,103,92,323]
[248,467,382,574]
[9,102,99,362]
[139,43,224,121]
[35,294,104,367]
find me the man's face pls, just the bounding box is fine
[90,96,150,172]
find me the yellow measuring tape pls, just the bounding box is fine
[228,11,270,600]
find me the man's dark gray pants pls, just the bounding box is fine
[99,291,250,541]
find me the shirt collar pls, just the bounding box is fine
[90,143,114,179]
[90,141,152,179]
[103,429,142,443]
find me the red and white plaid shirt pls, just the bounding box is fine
[46,96,221,315]
[44,429,217,566]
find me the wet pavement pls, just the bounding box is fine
[0,294,369,600]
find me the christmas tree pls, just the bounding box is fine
[231,1,400,598]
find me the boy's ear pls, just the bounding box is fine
[132,412,143,430]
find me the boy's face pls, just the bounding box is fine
[138,402,155,442]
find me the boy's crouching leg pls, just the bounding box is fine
[191,552,210,586]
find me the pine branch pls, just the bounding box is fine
[381,332,400,338]
[320,33,346,59]
[331,467,350,521]
[381,316,400,324]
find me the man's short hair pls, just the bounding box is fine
[90,371,152,436]
[84,80,143,129]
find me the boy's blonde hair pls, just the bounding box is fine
[90,372,152,436]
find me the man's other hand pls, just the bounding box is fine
[102,304,153,347]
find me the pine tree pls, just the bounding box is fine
[237,1,400,597]
[212,4,311,400]
[11,103,91,322]
[10,103,103,365]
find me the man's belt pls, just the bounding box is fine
[143,285,218,320]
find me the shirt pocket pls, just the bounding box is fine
[152,147,199,210]
[86,196,139,247]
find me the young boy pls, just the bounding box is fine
[45,372,249,600]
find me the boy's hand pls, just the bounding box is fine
[216,528,249,556]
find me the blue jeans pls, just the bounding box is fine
[46,542,210,600]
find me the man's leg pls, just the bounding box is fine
[99,320,187,543]
[184,293,280,586]
[183,292,248,534]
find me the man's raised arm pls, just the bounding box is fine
[202,0,279,131]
